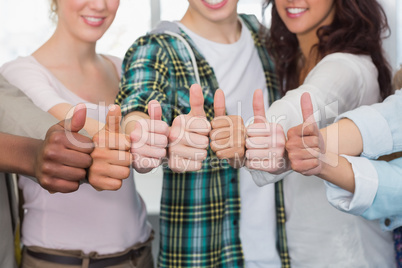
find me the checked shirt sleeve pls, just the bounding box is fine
[116,36,175,125]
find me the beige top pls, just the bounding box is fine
[0,57,152,254]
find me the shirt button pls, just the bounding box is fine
[233,220,238,226]
[231,178,236,184]
[385,218,391,227]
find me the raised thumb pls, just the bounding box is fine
[252,89,267,123]
[301,92,315,124]
[64,103,87,132]
[105,104,122,133]
[213,89,226,117]
[148,100,162,121]
[189,84,206,117]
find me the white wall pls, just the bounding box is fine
[0,0,151,65]
[379,0,400,72]
[398,0,402,69]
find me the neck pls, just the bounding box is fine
[297,31,319,60]
[37,26,98,66]
[296,31,321,84]
[180,9,241,44]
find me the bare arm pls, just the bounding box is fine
[0,133,42,176]
[122,111,150,136]
[49,103,104,137]
[321,118,363,157]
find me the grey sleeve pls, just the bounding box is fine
[0,75,58,139]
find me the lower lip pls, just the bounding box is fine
[82,17,105,27]
[286,10,307,19]
[202,0,229,10]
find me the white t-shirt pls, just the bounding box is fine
[0,55,152,255]
[178,18,281,267]
[251,53,395,267]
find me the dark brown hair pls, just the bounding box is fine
[263,0,393,100]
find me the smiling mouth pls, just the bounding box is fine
[286,8,308,15]
[204,0,225,4]
[83,16,104,23]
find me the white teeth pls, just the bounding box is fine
[287,8,307,14]
[204,0,224,5]
[83,16,103,22]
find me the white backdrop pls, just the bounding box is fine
[0,0,264,66]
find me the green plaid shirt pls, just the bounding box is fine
[116,14,287,268]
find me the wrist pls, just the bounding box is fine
[122,111,149,136]
[228,156,245,169]
[25,138,43,177]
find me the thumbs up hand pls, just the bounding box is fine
[168,84,211,172]
[130,100,169,173]
[89,105,132,191]
[210,89,246,168]
[35,103,94,193]
[245,89,288,174]
[286,92,325,176]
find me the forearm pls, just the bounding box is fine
[122,111,150,135]
[318,152,356,193]
[49,103,104,137]
[321,118,363,157]
[0,133,41,176]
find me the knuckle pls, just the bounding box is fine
[160,135,168,148]
[92,133,100,144]
[168,131,179,142]
[83,155,93,168]
[311,136,319,145]
[61,183,79,193]
[41,162,54,175]
[210,142,217,152]
[199,150,208,160]
[237,149,245,158]
[216,151,224,159]
[291,162,300,172]
[76,169,87,180]
[39,177,52,188]
[121,168,131,179]
[287,151,296,161]
[43,146,57,160]
[287,128,296,137]
[90,148,102,159]
[89,163,103,175]
[103,180,121,191]
[159,149,167,158]
[97,133,108,145]
[200,136,210,148]
[131,131,142,142]
[49,132,64,144]
[160,122,169,133]
[70,183,80,192]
